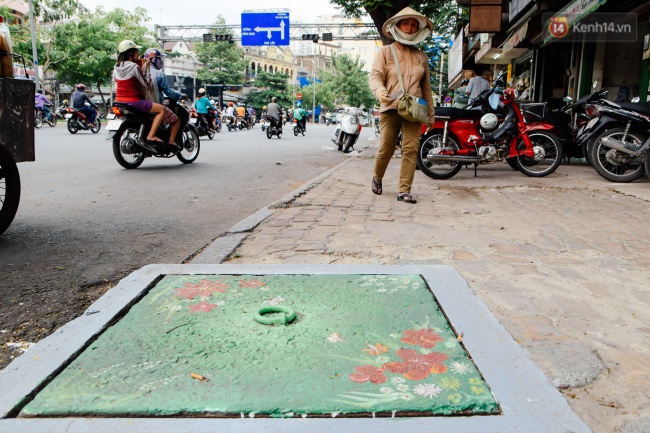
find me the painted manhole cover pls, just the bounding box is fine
[20,274,499,417]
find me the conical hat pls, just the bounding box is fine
[382,7,434,40]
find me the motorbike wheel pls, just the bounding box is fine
[177,129,200,164]
[47,116,57,127]
[267,128,273,139]
[294,127,299,136]
[416,130,463,180]
[113,125,145,169]
[590,127,646,182]
[581,141,593,166]
[261,125,266,132]
[277,131,282,139]
[511,131,563,177]
[207,130,215,140]
[34,112,43,129]
[343,134,355,153]
[0,144,21,235]
[645,149,650,182]
[216,124,221,133]
[67,118,79,134]
[302,128,306,136]
[91,119,101,134]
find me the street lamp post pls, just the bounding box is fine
[308,58,318,124]
[27,0,40,90]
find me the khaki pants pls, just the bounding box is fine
[373,110,422,194]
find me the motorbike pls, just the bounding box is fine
[265,116,282,139]
[578,98,650,182]
[65,106,101,134]
[224,115,238,132]
[331,110,362,153]
[237,117,251,130]
[189,109,215,140]
[53,104,69,121]
[34,104,57,128]
[417,70,562,179]
[293,119,306,136]
[105,98,200,169]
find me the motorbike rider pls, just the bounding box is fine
[325,111,332,125]
[193,88,216,132]
[225,102,236,127]
[293,103,307,132]
[143,48,185,145]
[72,84,99,127]
[34,89,53,121]
[247,105,255,125]
[236,103,247,127]
[266,97,283,133]
[113,40,173,147]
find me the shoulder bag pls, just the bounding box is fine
[389,44,429,124]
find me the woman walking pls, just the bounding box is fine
[369,7,436,204]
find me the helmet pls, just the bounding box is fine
[63,99,68,104]
[198,88,206,95]
[36,89,43,94]
[480,113,498,130]
[461,78,469,86]
[143,48,165,59]
[118,40,142,54]
[76,83,85,90]
[263,105,267,110]
[228,102,233,106]
[211,100,216,105]
[271,97,277,102]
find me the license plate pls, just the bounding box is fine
[65,113,72,119]
[106,113,116,120]
[106,119,123,131]
[190,118,197,124]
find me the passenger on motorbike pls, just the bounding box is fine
[266,97,283,133]
[193,88,216,132]
[143,48,186,145]
[113,40,173,147]
[72,84,99,127]
[35,89,53,121]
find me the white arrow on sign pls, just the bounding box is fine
[254,20,286,40]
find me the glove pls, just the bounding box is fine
[377,90,392,104]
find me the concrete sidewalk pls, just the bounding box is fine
[200,142,650,433]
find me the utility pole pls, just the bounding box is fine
[27,0,40,90]
[439,52,444,106]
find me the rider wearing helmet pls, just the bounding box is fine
[193,88,216,132]
[35,88,53,121]
[72,83,99,126]
[266,96,283,133]
[143,48,185,142]
[114,40,175,148]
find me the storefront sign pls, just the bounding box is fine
[469,0,503,33]
[555,0,607,25]
[502,22,528,54]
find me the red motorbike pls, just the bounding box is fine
[65,107,101,134]
[417,71,562,179]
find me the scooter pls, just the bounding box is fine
[332,110,362,153]
[65,106,101,134]
[189,109,215,140]
[265,116,282,139]
[293,119,306,136]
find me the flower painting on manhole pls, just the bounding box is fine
[20,274,498,417]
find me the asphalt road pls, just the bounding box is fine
[0,120,353,368]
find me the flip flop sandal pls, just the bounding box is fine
[397,193,417,204]
[372,177,382,195]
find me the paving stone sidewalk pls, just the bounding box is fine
[223,148,650,433]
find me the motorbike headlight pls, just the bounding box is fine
[350,117,358,124]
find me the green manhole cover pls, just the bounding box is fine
[20,274,499,417]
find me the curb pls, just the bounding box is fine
[189,157,355,264]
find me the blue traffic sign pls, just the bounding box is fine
[241,12,290,46]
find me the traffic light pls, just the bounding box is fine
[322,32,333,41]
[302,34,319,43]
[203,33,232,42]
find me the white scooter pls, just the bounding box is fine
[331,109,362,153]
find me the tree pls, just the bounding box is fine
[328,1,463,45]
[195,16,247,86]
[55,6,152,110]
[245,70,291,109]
[319,53,375,109]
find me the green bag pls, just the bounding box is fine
[390,44,429,124]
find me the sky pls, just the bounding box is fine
[77,0,344,26]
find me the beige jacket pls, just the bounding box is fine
[368,42,435,123]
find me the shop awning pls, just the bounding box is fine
[502,22,528,54]
[543,0,608,44]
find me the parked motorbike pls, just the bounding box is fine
[189,109,215,140]
[293,119,306,136]
[106,98,200,169]
[579,98,650,182]
[34,104,57,128]
[65,107,101,134]
[417,71,562,179]
[332,110,362,153]
[265,116,282,139]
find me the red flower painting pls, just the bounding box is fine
[188,301,220,313]
[349,364,387,384]
[239,279,266,288]
[384,349,449,380]
[400,328,444,349]
[174,279,229,300]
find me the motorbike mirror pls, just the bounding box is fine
[563,96,573,103]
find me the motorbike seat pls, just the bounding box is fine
[113,102,155,120]
[434,107,483,120]
[617,102,650,117]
